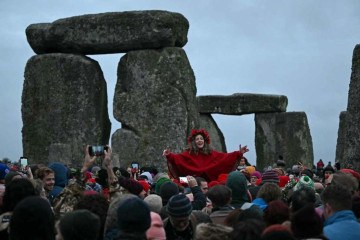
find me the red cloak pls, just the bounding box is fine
[166,150,242,182]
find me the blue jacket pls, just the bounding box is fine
[324,210,360,240]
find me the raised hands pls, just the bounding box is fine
[239,145,249,154]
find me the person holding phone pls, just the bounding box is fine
[163,129,249,182]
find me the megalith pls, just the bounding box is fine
[197,93,288,115]
[26,11,189,55]
[22,53,111,165]
[112,47,199,169]
[335,111,347,165]
[255,112,314,170]
[342,44,360,171]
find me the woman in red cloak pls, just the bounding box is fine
[163,129,249,182]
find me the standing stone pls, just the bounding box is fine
[22,53,111,166]
[255,112,314,170]
[343,44,360,171]
[112,47,199,170]
[335,111,347,166]
[199,114,226,152]
[26,11,189,55]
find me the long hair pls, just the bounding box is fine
[187,139,212,155]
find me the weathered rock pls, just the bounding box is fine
[26,11,189,55]
[255,112,314,170]
[22,53,111,165]
[342,44,360,171]
[197,93,288,115]
[335,111,347,165]
[112,47,199,169]
[199,114,226,152]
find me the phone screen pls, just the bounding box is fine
[131,163,139,169]
[89,145,108,156]
[179,177,188,183]
[20,157,28,167]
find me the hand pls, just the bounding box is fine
[84,145,96,169]
[239,145,249,154]
[162,146,171,157]
[187,175,198,188]
[103,145,112,168]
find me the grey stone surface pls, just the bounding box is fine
[197,93,288,115]
[26,10,189,55]
[255,112,314,170]
[335,111,347,165]
[199,114,226,152]
[112,47,199,169]
[342,44,360,171]
[22,53,111,166]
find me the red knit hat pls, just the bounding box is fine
[138,180,150,193]
[279,175,290,188]
[208,180,220,188]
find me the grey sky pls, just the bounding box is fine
[1,0,360,166]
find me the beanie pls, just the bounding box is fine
[279,175,290,188]
[117,197,151,233]
[155,177,172,194]
[60,209,101,240]
[144,194,163,214]
[138,180,150,193]
[217,173,228,184]
[251,171,262,180]
[293,176,314,191]
[0,163,10,180]
[159,181,179,205]
[262,170,280,184]
[146,212,166,240]
[166,194,193,218]
[245,166,255,175]
[208,180,220,188]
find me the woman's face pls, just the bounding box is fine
[195,134,205,149]
[239,158,246,166]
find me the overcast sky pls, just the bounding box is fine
[1,0,360,165]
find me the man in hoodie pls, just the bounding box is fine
[48,162,69,205]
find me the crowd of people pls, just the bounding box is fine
[0,129,359,240]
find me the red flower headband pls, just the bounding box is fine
[187,129,210,144]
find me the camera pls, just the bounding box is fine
[131,162,140,169]
[88,145,108,156]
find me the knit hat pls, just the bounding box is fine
[293,175,314,191]
[159,181,179,205]
[279,175,290,188]
[245,166,256,175]
[155,177,172,194]
[4,171,22,187]
[139,171,153,184]
[60,209,101,240]
[323,163,334,173]
[273,168,285,176]
[262,224,294,240]
[262,170,280,184]
[251,171,262,179]
[0,163,10,180]
[117,197,151,233]
[120,178,144,196]
[166,194,193,218]
[146,212,166,240]
[144,194,163,214]
[291,165,301,174]
[138,180,150,193]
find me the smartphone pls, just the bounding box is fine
[20,157,28,167]
[88,145,108,156]
[179,177,188,183]
[131,162,139,169]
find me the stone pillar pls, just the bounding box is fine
[342,44,360,171]
[112,47,199,170]
[255,112,314,170]
[22,53,111,166]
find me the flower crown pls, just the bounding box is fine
[187,129,210,144]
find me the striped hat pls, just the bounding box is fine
[262,170,280,183]
[166,194,192,218]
